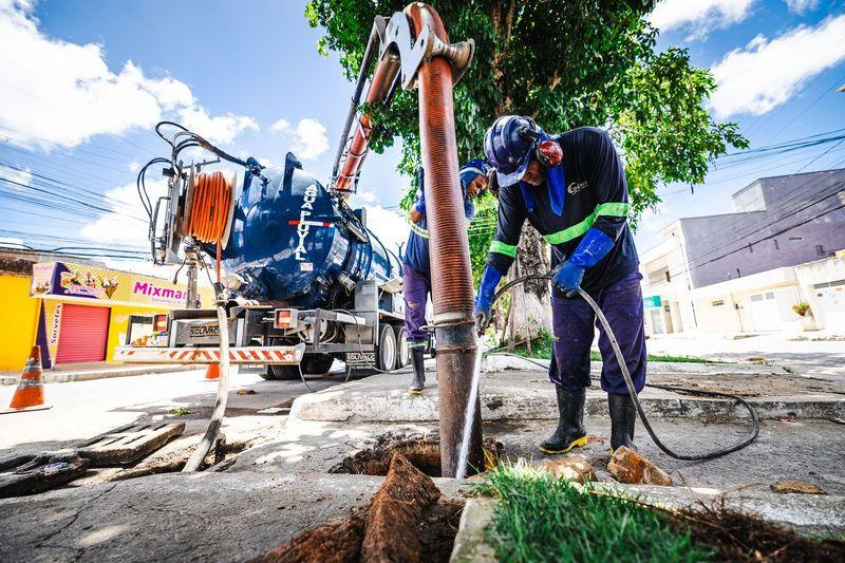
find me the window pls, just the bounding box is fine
[736,268,742,278]
[789,236,802,242]
[816,245,826,257]
[665,270,671,283]
[748,243,753,253]
[712,300,724,306]
[773,239,779,250]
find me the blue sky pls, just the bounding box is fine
[0,0,844,266]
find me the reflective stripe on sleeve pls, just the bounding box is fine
[543,202,629,245]
[489,240,517,258]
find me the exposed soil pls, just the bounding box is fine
[330,430,505,478]
[259,453,464,563]
[418,500,464,563]
[330,431,443,477]
[670,504,845,562]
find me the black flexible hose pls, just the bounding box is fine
[487,272,759,461]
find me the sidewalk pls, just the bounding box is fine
[646,331,845,378]
[0,363,196,386]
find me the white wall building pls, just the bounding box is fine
[640,169,845,335]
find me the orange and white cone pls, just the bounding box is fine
[205,363,220,380]
[3,346,52,414]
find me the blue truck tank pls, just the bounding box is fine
[219,153,401,309]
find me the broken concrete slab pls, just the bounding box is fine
[449,497,497,563]
[0,471,467,563]
[0,451,89,498]
[76,422,185,467]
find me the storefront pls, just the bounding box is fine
[27,261,213,369]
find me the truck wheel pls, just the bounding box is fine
[267,364,302,381]
[395,326,409,369]
[376,323,397,373]
[301,354,335,375]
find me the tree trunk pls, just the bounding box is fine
[508,224,552,342]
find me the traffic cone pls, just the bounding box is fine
[205,363,220,380]
[4,346,51,413]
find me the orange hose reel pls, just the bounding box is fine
[187,170,234,281]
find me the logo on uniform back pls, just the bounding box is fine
[567,181,589,195]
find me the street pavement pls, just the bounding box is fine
[0,368,346,453]
[646,331,845,378]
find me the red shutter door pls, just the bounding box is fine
[56,304,111,364]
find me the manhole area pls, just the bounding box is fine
[419,499,464,562]
[329,430,505,478]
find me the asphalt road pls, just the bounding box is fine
[0,368,347,453]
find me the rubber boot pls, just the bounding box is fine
[608,392,637,452]
[408,349,425,395]
[538,386,588,454]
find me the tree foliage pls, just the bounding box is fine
[306,0,747,275]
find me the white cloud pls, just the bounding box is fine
[0,165,32,190]
[362,205,409,256]
[649,0,754,37]
[270,117,330,160]
[710,15,845,118]
[0,1,257,149]
[128,160,140,173]
[355,190,378,204]
[179,107,259,145]
[784,0,819,14]
[0,236,26,248]
[80,179,166,248]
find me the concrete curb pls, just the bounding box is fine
[449,486,845,560]
[0,365,199,386]
[289,384,845,423]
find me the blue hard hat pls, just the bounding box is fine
[483,115,540,187]
[459,158,490,194]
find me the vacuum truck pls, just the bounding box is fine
[115,122,408,379]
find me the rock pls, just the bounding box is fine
[608,446,673,486]
[542,454,595,483]
[771,480,825,495]
[362,453,442,562]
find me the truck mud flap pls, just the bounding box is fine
[114,344,306,365]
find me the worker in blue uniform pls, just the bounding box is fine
[405,159,489,395]
[475,115,646,453]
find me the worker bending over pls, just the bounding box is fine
[404,159,489,394]
[475,116,646,453]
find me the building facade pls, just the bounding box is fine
[0,249,211,371]
[641,169,845,335]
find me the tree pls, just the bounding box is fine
[306,0,747,342]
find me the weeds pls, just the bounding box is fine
[473,463,713,562]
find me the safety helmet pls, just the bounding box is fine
[484,116,563,187]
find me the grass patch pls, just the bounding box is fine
[474,463,713,562]
[502,332,713,364]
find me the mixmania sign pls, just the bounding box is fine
[30,262,212,308]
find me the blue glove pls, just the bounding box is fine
[553,228,614,298]
[474,265,503,318]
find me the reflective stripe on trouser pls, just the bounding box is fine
[547,272,647,395]
[403,264,431,346]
